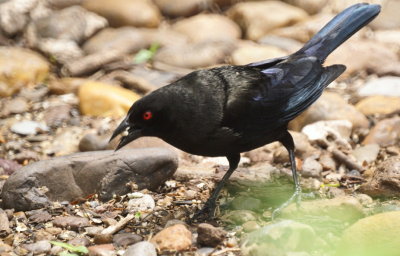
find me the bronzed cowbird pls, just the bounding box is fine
[110,3,380,220]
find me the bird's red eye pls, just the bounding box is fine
[143,111,153,120]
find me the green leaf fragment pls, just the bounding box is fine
[50,241,89,254]
[134,43,160,64]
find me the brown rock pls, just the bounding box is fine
[78,81,140,117]
[151,224,192,251]
[82,0,161,28]
[53,216,90,230]
[0,209,10,234]
[48,77,89,95]
[289,92,369,131]
[283,0,329,14]
[359,156,400,197]
[231,42,288,65]
[197,223,227,247]
[227,0,308,40]
[363,117,400,147]
[319,152,336,171]
[355,96,400,116]
[370,0,400,30]
[301,157,322,178]
[172,14,240,43]
[113,233,142,248]
[88,243,115,256]
[154,0,211,17]
[0,47,49,97]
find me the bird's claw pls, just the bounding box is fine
[191,201,217,223]
[272,189,302,220]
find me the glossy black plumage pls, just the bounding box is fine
[110,3,381,220]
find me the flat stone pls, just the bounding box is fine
[359,156,400,197]
[113,233,142,248]
[352,144,380,164]
[301,157,322,178]
[88,243,115,256]
[53,216,90,230]
[231,42,288,65]
[10,121,49,136]
[355,95,400,116]
[290,92,368,131]
[0,208,10,234]
[1,148,178,211]
[153,0,208,17]
[22,240,51,255]
[358,76,400,97]
[126,194,155,212]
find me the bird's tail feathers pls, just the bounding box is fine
[296,3,380,62]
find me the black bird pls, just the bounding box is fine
[110,3,380,219]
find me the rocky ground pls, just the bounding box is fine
[0,0,400,255]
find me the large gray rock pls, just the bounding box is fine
[1,148,178,211]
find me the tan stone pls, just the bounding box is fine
[82,0,161,28]
[355,96,400,116]
[231,42,287,65]
[78,81,140,117]
[151,224,192,252]
[49,77,89,95]
[172,14,240,43]
[289,92,369,131]
[0,47,49,97]
[227,1,308,40]
[362,117,400,147]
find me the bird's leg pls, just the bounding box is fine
[272,131,302,219]
[191,154,240,222]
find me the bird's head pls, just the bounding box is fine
[109,93,169,150]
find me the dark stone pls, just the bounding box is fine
[113,233,143,248]
[1,148,178,211]
[197,223,226,247]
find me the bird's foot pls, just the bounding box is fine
[191,200,217,223]
[272,188,302,220]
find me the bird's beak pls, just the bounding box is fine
[109,117,142,150]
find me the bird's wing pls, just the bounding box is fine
[222,56,345,131]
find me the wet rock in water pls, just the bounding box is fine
[352,144,380,165]
[0,158,22,175]
[123,241,157,256]
[359,156,400,197]
[154,0,210,17]
[10,121,49,136]
[326,40,400,78]
[197,223,227,247]
[222,210,258,225]
[150,224,192,252]
[241,220,318,256]
[227,1,308,40]
[1,148,178,211]
[30,5,106,44]
[83,27,148,55]
[53,216,90,230]
[172,14,240,43]
[231,42,288,65]
[0,97,29,116]
[22,240,51,255]
[230,196,261,211]
[355,95,400,116]
[79,133,109,152]
[82,0,161,28]
[281,196,364,223]
[154,40,235,69]
[88,243,115,256]
[301,157,322,178]
[358,76,400,97]
[126,193,155,212]
[78,81,140,117]
[113,233,142,248]
[301,120,352,149]
[337,211,400,256]
[0,47,49,97]
[290,92,368,131]
[362,117,400,147]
